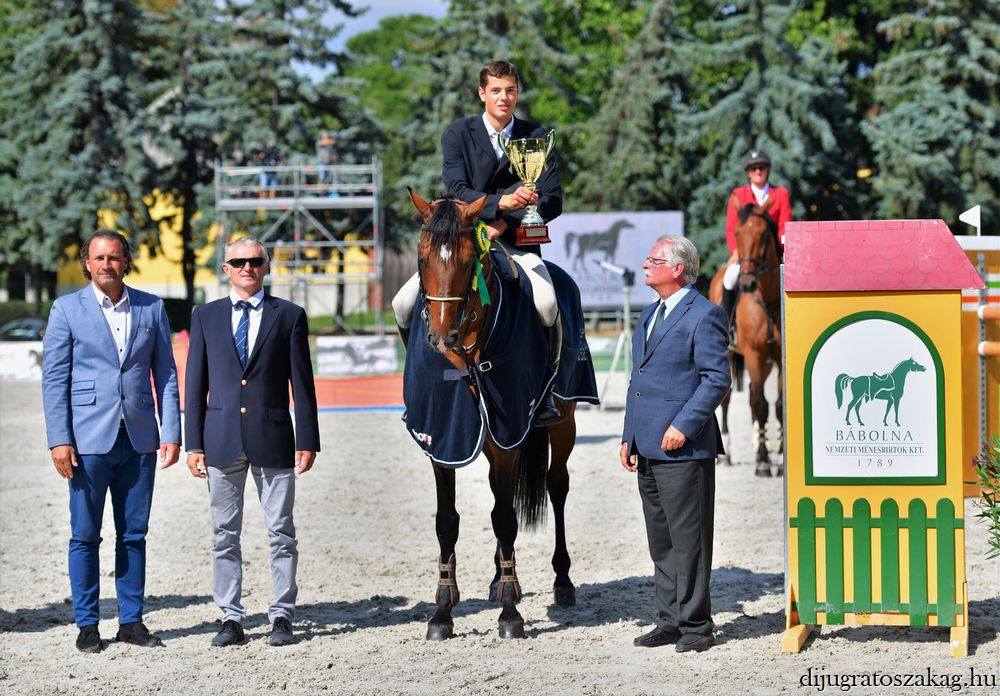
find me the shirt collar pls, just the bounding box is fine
[482,112,514,139]
[92,283,129,310]
[230,288,265,308]
[657,285,691,311]
[750,181,771,196]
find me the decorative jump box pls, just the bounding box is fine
[780,219,985,657]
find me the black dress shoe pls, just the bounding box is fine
[675,632,714,652]
[211,620,245,647]
[534,394,566,428]
[116,621,164,647]
[76,625,103,653]
[633,625,681,648]
[269,617,294,646]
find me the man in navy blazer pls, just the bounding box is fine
[42,230,180,653]
[620,235,731,653]
[184,236,319,648]
[392,60,566,425]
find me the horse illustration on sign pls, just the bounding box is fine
[563,219,633,274]
[834,357,926,427]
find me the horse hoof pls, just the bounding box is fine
[426,622,454,641]
[553,584,576,608]
[774,467,784,477]
[498,618,525,639]
[754,467,772,478]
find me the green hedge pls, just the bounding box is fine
[0,300,53,326]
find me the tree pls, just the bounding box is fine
[677,0,864,273]
[0,0,150,284]
[863,0,1000,230]
[573,0,695,213]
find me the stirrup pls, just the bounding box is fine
[496,548,522,604]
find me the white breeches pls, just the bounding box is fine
[391,243,558,329]
[723,260,740,291]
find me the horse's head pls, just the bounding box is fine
[409,187,487,354]
[734,198,778,294]
[905,357,926,373]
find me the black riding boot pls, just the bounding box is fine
[721,287,737,348]
[534,317,565,428]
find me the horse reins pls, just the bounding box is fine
[736,208,781,344]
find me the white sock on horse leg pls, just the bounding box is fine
[392,272,421,329]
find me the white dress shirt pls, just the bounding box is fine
[93,284,131,364]
[750,182,771,206]
[230,288,265,356]
[646,286,691,340]
[482,112,515,160]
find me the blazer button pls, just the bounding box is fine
[240,407,247,414]
[639,368,644,374]
[241,379,247,386]
[635,391,640,397]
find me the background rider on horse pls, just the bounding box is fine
[720,148,793,328]
[392,60,566,426]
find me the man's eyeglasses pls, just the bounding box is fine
[226,257,266,268]
[747,164,769,172]
[645,257,675,268]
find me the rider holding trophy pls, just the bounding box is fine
[719,148,793,322]
[392,60,566,426]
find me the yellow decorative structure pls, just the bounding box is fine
[780,219,984,657]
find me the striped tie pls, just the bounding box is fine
[234,301,251,369]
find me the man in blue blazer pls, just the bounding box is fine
[42,230,181,653]
[184,236,319,647]
[620,235,731,653]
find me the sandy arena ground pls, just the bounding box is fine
[1,375,997,695]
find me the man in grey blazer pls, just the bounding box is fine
[42,230,180,653]
[619,236,731,653]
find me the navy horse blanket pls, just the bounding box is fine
[403,258,598,467]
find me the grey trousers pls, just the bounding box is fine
[207,453,297,624]
[636,456,715,636]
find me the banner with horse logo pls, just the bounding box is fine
[545,211,683,310]
[805,312,943,484]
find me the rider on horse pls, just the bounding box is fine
[719,148,793,324]
[392,60,565,426]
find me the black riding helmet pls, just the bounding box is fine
[743,148,771,170]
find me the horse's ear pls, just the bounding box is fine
[408,187,433,222]
[759,196,774,215]
[461,195,487,224]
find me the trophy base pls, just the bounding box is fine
[515,224,551,246]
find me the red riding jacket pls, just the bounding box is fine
[724,183,793,252]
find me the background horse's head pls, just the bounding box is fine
[409,188,487,354]
[734,198,778,294]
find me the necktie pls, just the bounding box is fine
[234,301,251,369]
[646,302,665,342]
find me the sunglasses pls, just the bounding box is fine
[226,257,266,268]
[747,164,769,172]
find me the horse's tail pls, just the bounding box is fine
[732,352,745,392]
[564,232,575,257]
[514,426,549,531]
[835,374,851,409]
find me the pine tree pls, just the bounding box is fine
[0,0,150,273]
[573,0,694,213]
[863,0,1000,230]
[678,0,863,272]
[139,0,254,305]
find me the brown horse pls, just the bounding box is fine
[709,198,783,477]
[407,189,580,640]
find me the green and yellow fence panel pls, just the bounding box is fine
[781,220,984,657]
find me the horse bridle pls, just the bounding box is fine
[417,221,493,355]
[736,210,780,288]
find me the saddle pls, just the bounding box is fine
[865,371,895,400]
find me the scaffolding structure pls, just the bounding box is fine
[214,159,385,334]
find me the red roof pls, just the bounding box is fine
[783,219,986,292]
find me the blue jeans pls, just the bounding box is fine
[68,427,156,627]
